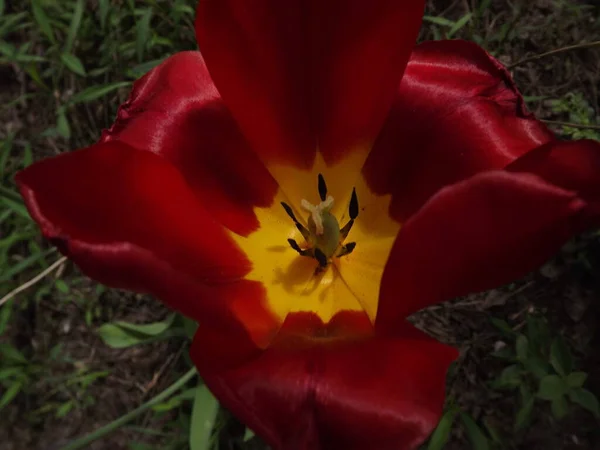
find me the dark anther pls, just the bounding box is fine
[349,188,359,220]
[282,202,310,241]
[317,173,327,202]
[281,202,298,222]
[340,219,353,240]
[337,242,356,258]
[287,238,302,252]
[288,238,314,258]
[314,248,328,267]
[340,188,359,240]
[295,223,307,235]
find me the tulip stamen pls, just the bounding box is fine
[287,238,313,257]
[336,242,356,257]
[339,188,358,240]
[281,201,311,241]
[282,174,359,269]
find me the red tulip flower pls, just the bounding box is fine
[16,1,600,449]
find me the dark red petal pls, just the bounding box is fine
[363,40,555,222]
[376,171,589,330]
[195,0,425,168]
[507,139,600,218]
[192,314,457,450]
[56,239,273,348]
[15,141,269,324]
[101,51,278,236]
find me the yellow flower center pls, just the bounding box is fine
[227,153,402,347]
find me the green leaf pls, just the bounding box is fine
[569,388,600,418]
[550,336,573,376]
[56,108,71,139]
[55,279,70,294]
[98,0,110,30]
[0,381,22,410]
[423,15,456,27]
[460,413,490,450]
[56,401,74,418]
[190,384,219,450]
[515,397,534,430]
[182,317,198,338]
[476,0,492,17]
[31,0,55,44]
[427,408,457,450]
[97,315,176,348]
[114,314,176,336]
[551,395,569,419]
[526,316,550,357]
[537,375,567,401]
[523,356,550,380]
[60,53,86,76]
[69,371,109,389]
[515,335,529,362]
[0,343,27,364]
[22,142,32,166]
[128,444,154,450]
[176,387,198,401]
[151,396,182,412]
[136,8,153,62]
[0,196,28,219]
[97,324,148,348]
[0,299,12,335]
[68,81,131,104]
[0,367,23,381]
[482,418,503,444]
[448,13,472,38]
[566,372,588,389]
[490,318,514,335]
[64,0,84,54]
[490,364,521,390]
[24,64,48,89]
[243,428,255,442]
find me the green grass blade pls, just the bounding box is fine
[190,384,219,450]
[136,8,153,62]
[68,81,131,104]
[64,0,85,54]
[60,53,87,76]
[1,248,55,283]
[31,0,56,44]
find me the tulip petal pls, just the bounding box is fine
[192,314,457,450]
[376,171,590,329]
[16,141,280,344]
[507,139,600,217]
[101,51,278,236]
[363,40,555,222]
[195,0,425,191]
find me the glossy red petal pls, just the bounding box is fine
[192,314,457,450]
[363,40,555,222]
[101,51,278,236]
[15,141,279,334]
[507,139,600,218]
[195,0,425,168]
[376,171,590,330]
